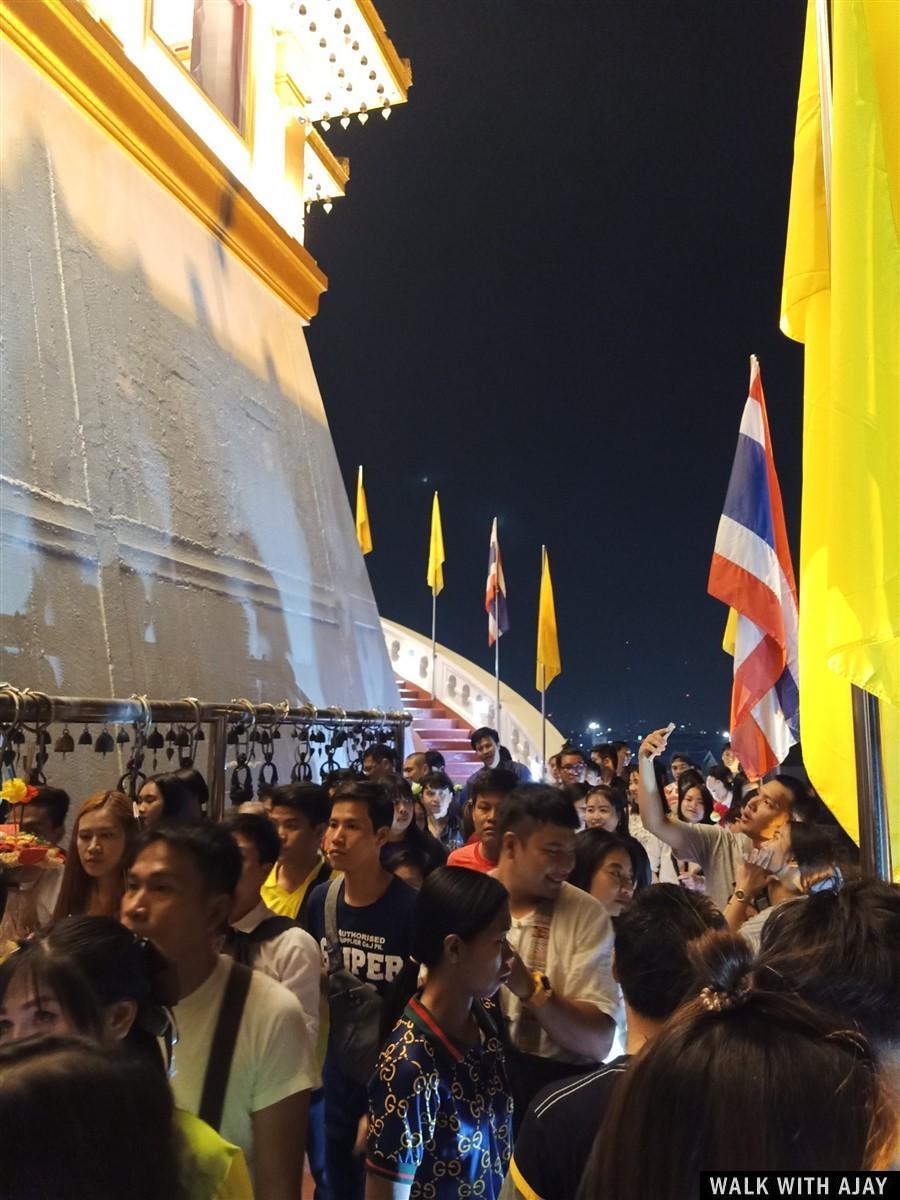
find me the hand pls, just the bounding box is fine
[678,869,706,894]
[353,1113,369,1158]
[735,859,769,895]
[640,728,672,760]
[503,949,535,1002]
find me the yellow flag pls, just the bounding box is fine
[780,0,899,866]
[355,466,372,556]
[426,492,445,596]
[536,546,561,692]
[722,607,738,658]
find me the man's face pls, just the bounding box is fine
[270,805,322,864]
[671,758,691,779]
[21,806,64,846]
[121,842,230,970]
[403,754,428,784]
[474,736,499,768]
[737,781,792,841]
[558,754,586,784]
[471,792,503,860]
[422,785,453,821]
[503,822,576,902]
[324,800,387,875]
[616,746,632,771]
[363,755,392,781]
[230,832,271,922]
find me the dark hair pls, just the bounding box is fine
[27,786,70,831]
[424,750,446,772]
[759,880,900,1048]
[582,931,897,1195]
[224,811,281,867]
[706,764,734,789]
[570,829,652,895]
[321,768,361,796]
[0,1036,185,1200]
[332,779,394,834]
[142,772,197,822]
[612,740,629,755]
[135,820,241,896]
[468,767,519,803]
[593,743,618,766]
[669,752,695,768]
[470,726,499,751]
[585,783,629,834]
[421,770,454,794]
[558,746,586,765]
[382,866,509,1040]
[173,767,209,811]
[386,845,429,885]
[676,776,714,824]
[498,784,579,841]
[362,743,397,768]
[613,883,726,1018]
[0,915,177,1067]
[54,791,137,921]
[269,782,330,827]
[783,821,841,892]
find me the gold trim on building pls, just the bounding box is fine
[306,128,350,193]
[355,0,413,98]
[1,0,328,321]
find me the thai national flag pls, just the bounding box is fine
[708,357,800,778]
[485,518,510,646]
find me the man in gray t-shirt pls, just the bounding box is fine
[636,728,795,911]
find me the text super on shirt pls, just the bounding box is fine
[306,875,417,995]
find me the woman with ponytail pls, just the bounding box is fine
[366,866,514,1199]
[578,930,898,1198]
[0,917,253,1200]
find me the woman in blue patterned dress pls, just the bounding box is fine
[365,866,514,1199]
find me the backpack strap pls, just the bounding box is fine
[198,961,253,1133]
[249,915,297,945]
[323,876,344,975]
[296,860,332,929]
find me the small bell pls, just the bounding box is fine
[36,729,52,747]
[226,727,240,746]
[165,726,177,744]
[146,729,165,750]
[116,726,131,745]
[55,728,75,756]
[175,727,191,748]
[78,726,93,746]
[94,728,115,756]
[194,728,205,743]
[11,728,25,745]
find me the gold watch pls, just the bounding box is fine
[525,971,553,1008]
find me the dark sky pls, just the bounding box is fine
[306,0,808,747]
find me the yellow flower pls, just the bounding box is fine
[0,778,29,805]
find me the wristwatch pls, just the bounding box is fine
[732,888,748,902]
[525,971,553,1008]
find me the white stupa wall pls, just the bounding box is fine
[0,42,397,750]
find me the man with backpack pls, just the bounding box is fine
[305,780,418,1200]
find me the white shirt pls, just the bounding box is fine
[672,823,753,912]
[171,954,319,1168]
[230,900,321,1045]
[501,881,621,1065]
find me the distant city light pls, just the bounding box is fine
[587,721,600,731]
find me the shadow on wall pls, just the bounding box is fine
[0,127,395,717]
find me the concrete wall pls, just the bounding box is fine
[0,41,397,797]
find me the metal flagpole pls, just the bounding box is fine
[494,591,501,729]
[431,590,437,701]
[814,0,891,881]
[541,665,547,777]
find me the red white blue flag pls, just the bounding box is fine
[485,518,510,646]
[708,357,799,778]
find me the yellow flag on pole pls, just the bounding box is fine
[355,466,372,556]
[780,0,899,863]
[536,546,561,692]
[426,492,445,596]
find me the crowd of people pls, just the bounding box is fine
[0,722,897,1199]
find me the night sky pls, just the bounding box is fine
[306,0,809,749]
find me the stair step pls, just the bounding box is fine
[415,727,470,740]
[409,716,458,729]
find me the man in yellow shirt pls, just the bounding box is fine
[262,783,332,927]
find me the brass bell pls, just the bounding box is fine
[94,727,115,756]
[78,726,93,746]
[54,727,76,756]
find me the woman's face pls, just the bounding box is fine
[456,904,514,999]
[706,776,731,806]
[77,806,128,879]
[627,772,639,804]
[0,971,74,1043]
[680,787,707,824]
[422,786,452,821]
[391,797,414,835]
[589,847,635,916]
[573,797,587,830]
[136,782,164,828]
[584,793,619,833]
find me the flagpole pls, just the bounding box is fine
[431,589,437,701]
[814,0,890,881]
[494,590,501,729]
[541,664,547,777]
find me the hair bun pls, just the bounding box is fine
[689,929,754,1013]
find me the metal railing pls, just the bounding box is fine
[0,685,411,821]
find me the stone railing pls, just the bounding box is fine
[381,617,563,776]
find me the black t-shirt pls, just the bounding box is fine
[305,874,417,998]
[510,1054,630,1200]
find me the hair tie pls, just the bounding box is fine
[699,980,750,1014]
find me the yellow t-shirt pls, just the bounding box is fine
[260,853,330,920]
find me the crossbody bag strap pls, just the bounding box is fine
[198,961,253,1133]
[323,876,344,974]
[515,899,554,1054]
